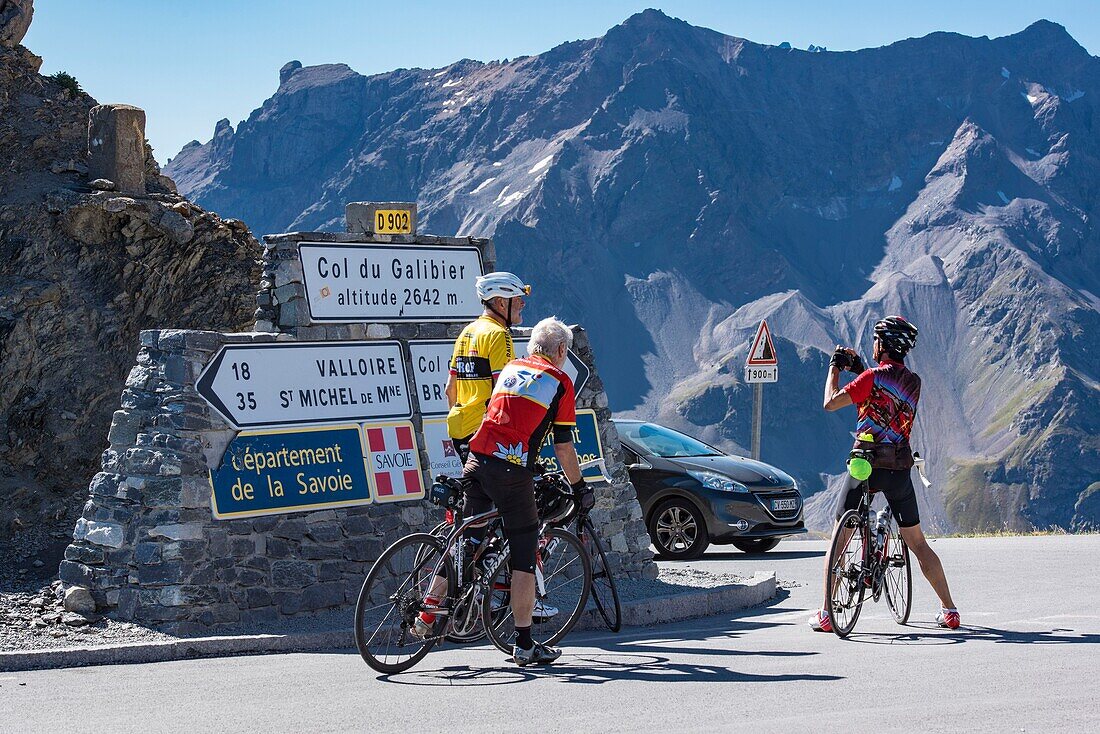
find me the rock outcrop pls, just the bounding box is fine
[168,11,1100,531]
[0,0,32,49]
[0,32,259,579]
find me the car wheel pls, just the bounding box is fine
[731,538,780,554]
[649,498,709,560]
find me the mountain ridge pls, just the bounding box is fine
[166,10,1100,532]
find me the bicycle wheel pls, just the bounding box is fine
[483,526,592,654]
[884,531,912,624]
[354,533,452,674]
[581,516,622,632]
[827,510,868,638]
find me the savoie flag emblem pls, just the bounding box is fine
[363,421,425,502]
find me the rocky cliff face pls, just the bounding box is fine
[168,10,1100,531]
[0,35,260,579]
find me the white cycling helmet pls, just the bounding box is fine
[475,272,531,302]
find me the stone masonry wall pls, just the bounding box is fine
[61,228,655,631]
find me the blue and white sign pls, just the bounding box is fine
[209,425,371,519]
[537,409,605,483]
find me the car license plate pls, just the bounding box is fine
[772,498,798,511]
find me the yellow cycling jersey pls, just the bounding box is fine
[446,315,514,439]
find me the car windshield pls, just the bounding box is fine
[617,422,722,458]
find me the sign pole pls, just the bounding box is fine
[752,382,763,460]
[744,319,777,462]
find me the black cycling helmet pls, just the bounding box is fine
[873,315,918,356]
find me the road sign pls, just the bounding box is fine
[746,320,778,366]
[536,410,605,483]
[363,420,425,502]
[298,243,484,323]
[513,338,590,396]
[744,320,778,461]
[196,341,411,429]
[422,417,464,479]
[408,340,454,416]
[408,338,591,418]
[208,425,371,520]
[744,364,778,383]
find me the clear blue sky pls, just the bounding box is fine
[23,1,1098,164]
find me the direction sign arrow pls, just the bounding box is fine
[511,338,591,396]
[196,341,412,429]
[408,338,591,418]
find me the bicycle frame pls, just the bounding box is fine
[416,505,505,626]
[851,483,900,598]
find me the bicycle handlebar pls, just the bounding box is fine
[579,458,612,483]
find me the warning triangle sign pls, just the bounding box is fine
[746,321,778,366]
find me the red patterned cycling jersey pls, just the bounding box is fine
[469,355,576,473]
[843,358,921,444]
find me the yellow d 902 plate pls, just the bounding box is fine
[374,209,413,234]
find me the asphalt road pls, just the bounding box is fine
[3,535,1097,733]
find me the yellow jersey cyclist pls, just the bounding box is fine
[812,316,960,632]
[445,272,530,462]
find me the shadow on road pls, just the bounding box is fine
[846,623,1100,646]
[694,550,825,562]
[380,651,842,686]
[378,591,842,686]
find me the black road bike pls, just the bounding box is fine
[424,458,622,638]
[826,449,913,638]
[564,460,622,633]
[354,466,591,673]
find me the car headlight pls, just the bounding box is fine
[687,470,748,493]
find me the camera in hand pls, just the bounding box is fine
[830,346,865,373]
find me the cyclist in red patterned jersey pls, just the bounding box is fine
[810,316,961,632]
[413,317,587,666]
[467,316,587,665]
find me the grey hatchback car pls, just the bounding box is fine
[613,419,807,559]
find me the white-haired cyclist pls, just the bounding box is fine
[418,318,588,667]
[464,316,587,666]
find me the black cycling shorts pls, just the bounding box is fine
[835,467,921,528]
[463,453,539,573]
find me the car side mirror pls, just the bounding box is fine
[626,459,652,471]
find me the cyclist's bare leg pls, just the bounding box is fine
[898,523,956,609]
[424,574,448,603]
[510,570,536,628]
[821,523,855,609]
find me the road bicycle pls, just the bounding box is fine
[562,461,622,633]
[354,462,593,673]
[423,458,622,638]
[826,448,913,637]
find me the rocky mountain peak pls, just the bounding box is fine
[279,59,303,86]
[1013,19,1087,54]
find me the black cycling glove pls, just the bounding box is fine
[830,346,865,374]
[571,479,595,512]
[829,346,852,371]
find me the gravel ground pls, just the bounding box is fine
[0,567,751,653]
